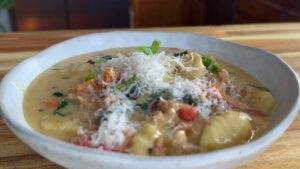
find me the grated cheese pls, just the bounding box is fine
[90,99,137,149]
[102,51,170,92]
[86,51,227,148]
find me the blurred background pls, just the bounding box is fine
[0,0,299,32]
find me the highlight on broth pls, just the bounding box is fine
[23,41,275,156]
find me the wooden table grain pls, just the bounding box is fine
[0,23,300,169]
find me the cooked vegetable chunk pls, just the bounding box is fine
[201,55,221,74]
[129,123,161,155]
[40,116,79,139]
[199,111,252,151]
[249,90,275,115]
[179,52,206,80]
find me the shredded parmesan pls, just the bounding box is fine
[85,51,227,148]
[102,51,170,92]
[90,99,137,149]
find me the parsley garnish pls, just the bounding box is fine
[182,94,198,106]
[115,74,137,92]
[53,100,69,116]
[174,50,189,56]
[137,40,160,55]
[87,60,95,65]
[94,55,117,65]
[52,91,63,97]
[84,70,96,81]
[202,55,221,74]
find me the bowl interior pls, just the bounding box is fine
[0,31,299,159]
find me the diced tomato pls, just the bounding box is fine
[43,99,59,108]
[177,106,198,122]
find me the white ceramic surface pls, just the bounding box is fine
[0,32,299,169]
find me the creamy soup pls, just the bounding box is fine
[24,41,274,155]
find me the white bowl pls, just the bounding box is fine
[0,32,299,169]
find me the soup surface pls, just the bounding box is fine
[24,41,274,155]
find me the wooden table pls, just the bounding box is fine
[0,23,300,169]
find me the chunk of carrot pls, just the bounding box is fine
[44,99,59,108]
[102,67,117,83]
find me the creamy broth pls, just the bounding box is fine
[24,49,128,140]
[24,46,273,155]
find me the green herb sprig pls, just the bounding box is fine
[182,94,198,106]
[202,55,221,74]
[137,40,160,55]
[115,74,137,92]
[174,50,189,57]
[53,100,69,116]
[84,70,96,81]
[52,91,64,97]
[135,89,173,112]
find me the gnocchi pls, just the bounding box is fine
[199,111,253,151]
[179,52,206,80]
[40,116,79,140]
[249,89,275,115]
[129,123,161,155]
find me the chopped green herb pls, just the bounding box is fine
[84,70,96,81]
[174,50,189,56]
[150,40,160,54]
[87,60,95,64]
[99,111,112,122]
[202,55,221,74]
[182,94,198,106]
[137,47,153,55]
[102,55,117,60]
[136,102,148,111]
[52,91,63,97]
[137,40,161,55]
[115,74,137,91]
[53,100,69,116]
[152,89,173,100]
[135,89,173,112]
[135,94,152,111]
[94,55,117,65]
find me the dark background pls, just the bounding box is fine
[9,0,300,31]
